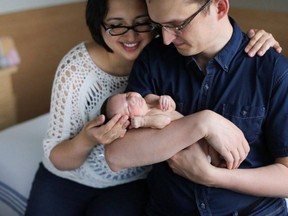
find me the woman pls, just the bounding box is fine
[25,0,282,215]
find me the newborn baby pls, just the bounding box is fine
[102,92,183,129]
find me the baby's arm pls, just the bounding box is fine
[159,95,176,111]
[131,114,171,129]
[144,94,176,111]
[130,94,180,129]
[131,110,183,129]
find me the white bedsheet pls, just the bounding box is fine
[0,114,49,216]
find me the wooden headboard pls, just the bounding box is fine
[0,3,287,129]
[0,2,90,127]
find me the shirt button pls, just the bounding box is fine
[232,212,239,216]
[241,110,247,116]
[200,203,206,209]
[204,84,209,91]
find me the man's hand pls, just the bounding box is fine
[199,110,250,170]
[168,141,216,185]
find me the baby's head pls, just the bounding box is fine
[101,92,149,120]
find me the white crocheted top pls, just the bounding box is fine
[42,42,151,188]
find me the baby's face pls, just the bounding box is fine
[108,92,149,118]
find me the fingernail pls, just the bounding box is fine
[248,52,254,57]
[258,50,263,56]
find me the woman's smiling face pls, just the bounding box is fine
[102,0,154,61]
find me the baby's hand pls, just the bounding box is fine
[130,116,145,129]
[159,95,174,111]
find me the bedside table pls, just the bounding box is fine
[0,66,18,130]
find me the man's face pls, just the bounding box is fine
[146,0,219,57]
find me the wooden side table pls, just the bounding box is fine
[0,66,18,130]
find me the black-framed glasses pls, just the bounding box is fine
[152,0,211,36]
[102,22,155,36]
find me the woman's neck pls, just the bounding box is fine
[86,41,133,77]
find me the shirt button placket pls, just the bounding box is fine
[199,65,214,110]
[204,83,209,92]
[199,82,210,109]
[198,201,211,216]
[200,202,206,209]
[194,179,212,215]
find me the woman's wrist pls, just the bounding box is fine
[77,129,98,150]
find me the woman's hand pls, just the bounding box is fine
[245,29,282,57]
[50,114,129,170]
[82,114,129,146]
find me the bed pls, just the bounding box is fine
[0,113,49,216]
[1,2,288,215]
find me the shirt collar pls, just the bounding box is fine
[213,17,244,72]
[185,17,245,73]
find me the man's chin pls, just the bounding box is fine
[173,43,195,56]
[176,48,195,56]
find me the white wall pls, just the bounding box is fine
[0,0,85,15]
[230,0,288,12]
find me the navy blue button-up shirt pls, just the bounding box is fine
[127,18,288,215]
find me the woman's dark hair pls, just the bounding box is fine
[100,97,109,117]
[86,0,113,52]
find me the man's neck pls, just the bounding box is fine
[196,17,233,71]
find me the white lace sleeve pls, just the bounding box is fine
[43,45,87,158]
[43,43,129,159]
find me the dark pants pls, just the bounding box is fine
[25,163,148,216]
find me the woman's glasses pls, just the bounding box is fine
[102,23,155,36]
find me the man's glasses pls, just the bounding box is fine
[102,23,155,36]
[152,0,211,36]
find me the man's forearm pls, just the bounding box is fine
[105,109,250,171]
[211,159,288,197]
[105,112,207,171]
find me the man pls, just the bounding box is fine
[106,0,288,215]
